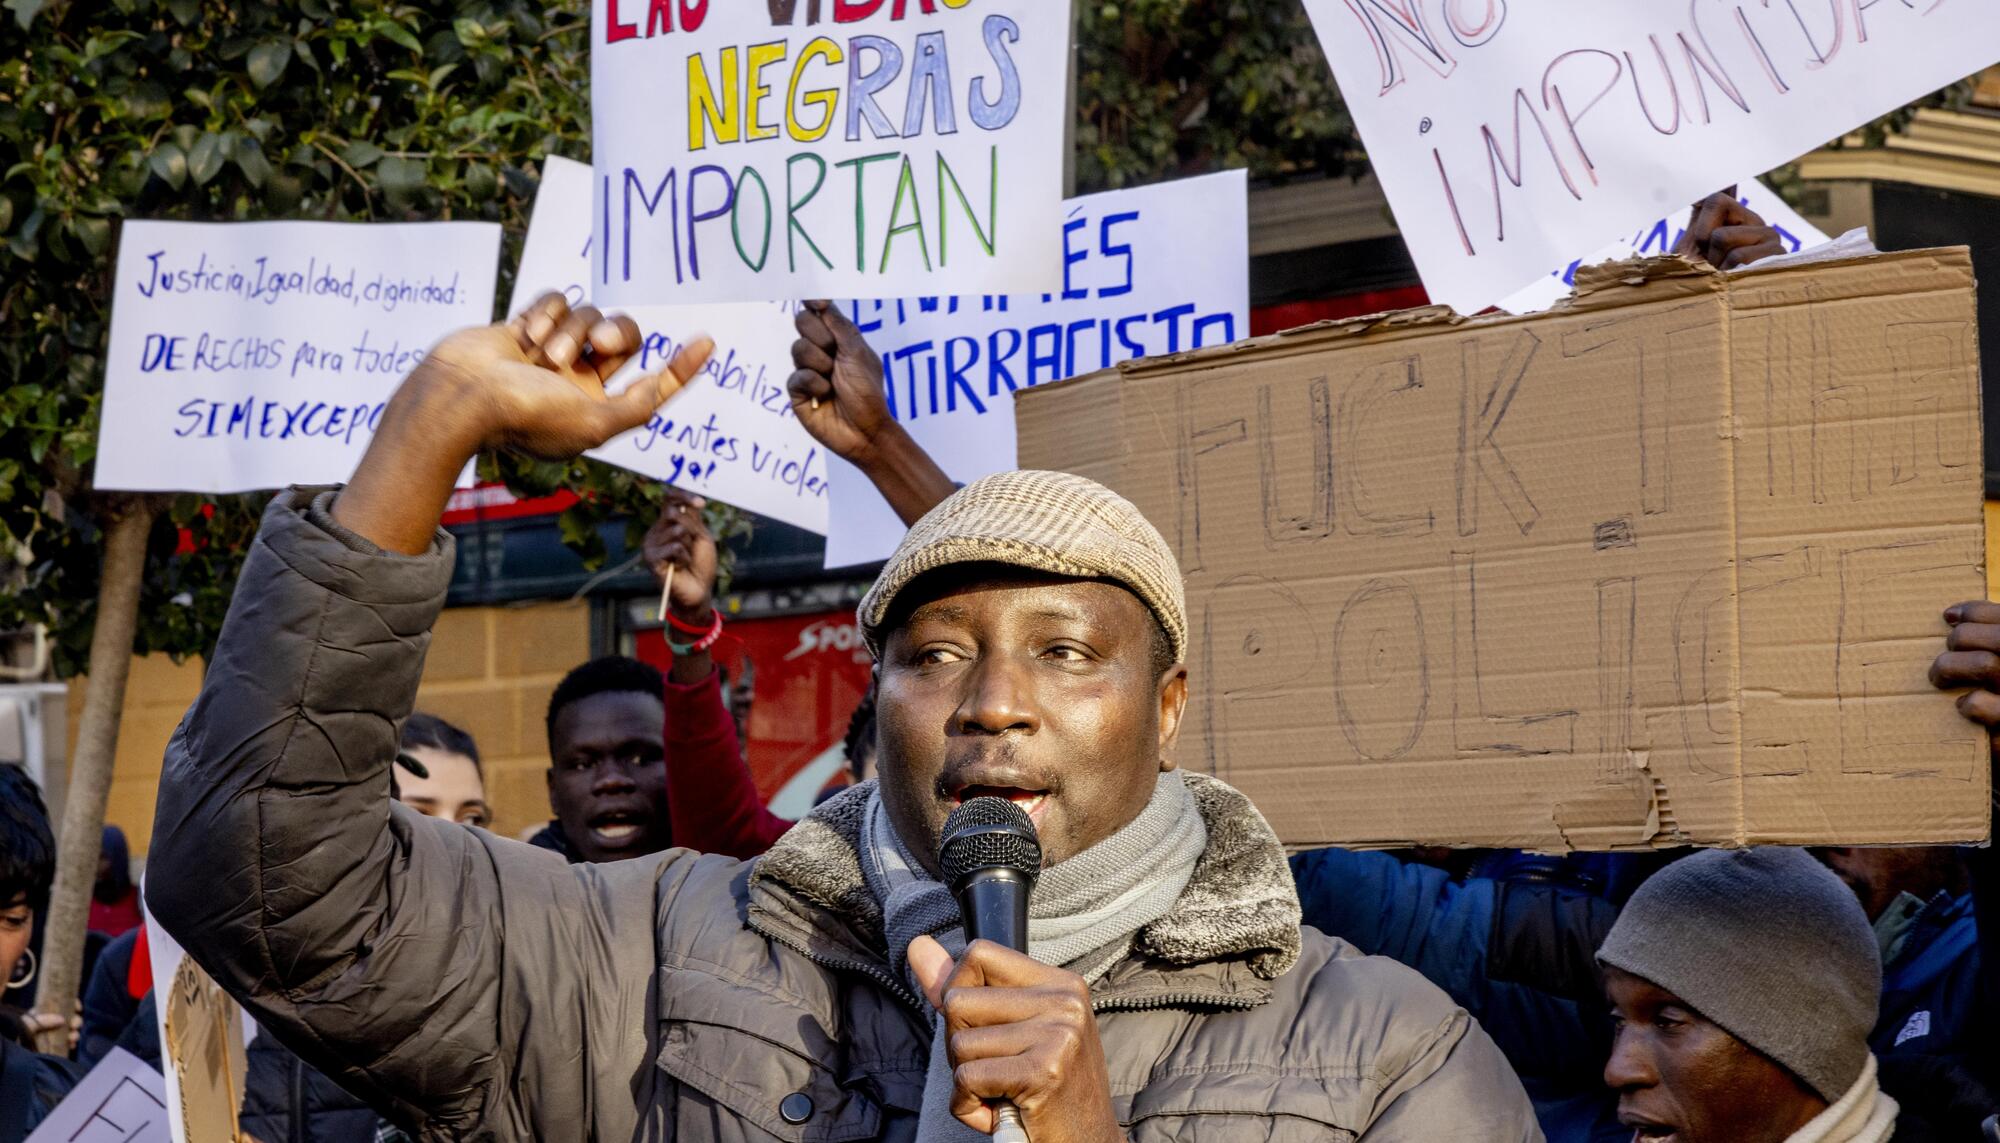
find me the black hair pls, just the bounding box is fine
[842,682,877,780]
[1147,617,1176,679]
[402,711,484,776]
[0,764,55,914]
[545,656,666,745]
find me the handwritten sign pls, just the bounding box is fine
[27,1048,169,1143]
[1016,246,1989,849]
[823,169,1249,567]
[1497,178,1831,313]
[590,0,1069,305]
[97,220,500,493]
[512,157,828,534]
[1300,0,2000,314]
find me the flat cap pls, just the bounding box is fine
[858,470,1186,663]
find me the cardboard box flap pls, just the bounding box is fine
[1015,246,1989,849]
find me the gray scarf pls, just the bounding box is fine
[859,772,1206,1143]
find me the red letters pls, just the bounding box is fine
[606,0,637,42]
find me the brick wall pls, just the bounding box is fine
[411,601,590,841]
[65,652,205,856]
[71,600,591,855]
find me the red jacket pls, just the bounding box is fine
[663,668,791,859]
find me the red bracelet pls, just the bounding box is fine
[665,606,720,636]
[665,607,725,655]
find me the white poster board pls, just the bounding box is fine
[97,220,500,493]
[26,1048,169,1143]
[823,169,1250,567]
[1300,0,2000,314]
[512,157,828,534]
[1497,177,1832,313]
[590,0,1070,304]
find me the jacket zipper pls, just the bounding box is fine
[752,922,927,1014]
[1095,992,1262,1015]
[289,1053,305,1143]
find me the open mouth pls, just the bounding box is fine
[954,784,1051,823]
[1625,1121,1679,1142]
[587,810,648,846]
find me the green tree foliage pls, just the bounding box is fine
[0,0,1366,674]
[1073,0,1360,191]
[0,0,661,673]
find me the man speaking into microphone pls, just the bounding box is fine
[147,295,1540,1141]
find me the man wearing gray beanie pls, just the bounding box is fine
[1597,847,1898,1143]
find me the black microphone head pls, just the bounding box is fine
[938,796,1042,890]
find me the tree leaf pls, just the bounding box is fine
[375,155,424,192]
[340,139,383,168]
[6,0,46,30]
[374,19,421,53]
[233,138,271,188]
[72,216,111,256]
[148,143,187,190]
[246,40,290,89]
[187,132,225,185]
[464,162,497,202]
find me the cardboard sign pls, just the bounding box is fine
[1016,247,1989,850]
[96,220,499,494]
[1300,0,2000,314]
[1497,178,1831,314]
[145,914,252,1143]
[823,169,1250,567]
[26,1048,169,1143]
[511,156,829,533]
[591,0,1070,305]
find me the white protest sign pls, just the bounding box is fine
[512,157,828,533]
[1497,177,1832,313]
[26,1047,169,1143]
[1300,0,2000,314]
[97,220,499,493]
[823,169,1249,567]
[590,0,1070,305]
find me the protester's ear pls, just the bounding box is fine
[1157,665,1189,766]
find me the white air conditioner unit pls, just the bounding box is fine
[0,683,69,812]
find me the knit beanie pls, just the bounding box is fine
[859,470,1186,663]
[1597,847,1880,1102]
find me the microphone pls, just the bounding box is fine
[938,797,1043,1143]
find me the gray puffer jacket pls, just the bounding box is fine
[148,488,1543,1142]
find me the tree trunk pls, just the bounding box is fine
[34,496,158,1053]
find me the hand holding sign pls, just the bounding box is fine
[1674,190,1787,271]
[335,295,715,555]
[789,300,956,528]
[644,488,719,619]
[788,300,893,463]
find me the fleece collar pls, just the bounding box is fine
[746,772,1303,1008]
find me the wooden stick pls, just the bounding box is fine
[658,564,675,622]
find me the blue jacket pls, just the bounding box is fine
[1874,890,1982,1069]
[1291,848,1625,1143]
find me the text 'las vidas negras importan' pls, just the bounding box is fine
[598,0,1031,290]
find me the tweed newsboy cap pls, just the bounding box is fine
[858,470,1187,662]
[1597,847,1881,1103]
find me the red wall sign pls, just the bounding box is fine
[637,608,873,811]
